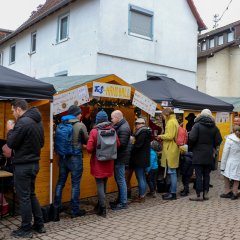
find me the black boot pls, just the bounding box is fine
[51,206,60,222]
[162,193,177,200]
[93,201,99,212]
[127,190,132,199]
[180,187,189,197]
[97,206,106,218]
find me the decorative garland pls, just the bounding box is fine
[84,98,133,108]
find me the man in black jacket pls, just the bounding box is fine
[110,110,131,210]
[7,99,45,238]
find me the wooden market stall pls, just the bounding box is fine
[0,65,56,208]
[132,76,234,160]
[38,74,161,206]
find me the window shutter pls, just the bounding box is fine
[130,11,152,38]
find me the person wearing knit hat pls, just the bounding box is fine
[87,109,120,217]
[96,110,108,124]
[200,109,212,117]
[189,108,222,201]
[54,105,88,218]
[68,105,82,116]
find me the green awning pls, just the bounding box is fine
[39,74,110,93]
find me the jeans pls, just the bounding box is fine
[95,178,107,207]
[54,155,83,215]
[135,167,147,197]
[114,164,127,204]
[146,169,158,193]
[167,168,177,194]
[14,163,44,231]
[194,164,211,195]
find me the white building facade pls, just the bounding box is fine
[0,0,205,87]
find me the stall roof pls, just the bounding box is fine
[0,65,56,100]
[216,97,240,112]
[39,74,110,92]
[132,76,234,112]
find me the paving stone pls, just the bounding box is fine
[1,170,240,240]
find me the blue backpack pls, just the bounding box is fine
[54,121,78,156]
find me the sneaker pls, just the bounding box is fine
[180,190,189,197]
[32,225,46,234]
[162,193,177,200]
[111,203,128,210]
[203,191,209,201]
[231,194,238,200]
[152,192,157,198]
[11,228,33,238]
[146,192,153,197]
[109,199,119,207]
[220,192,233,198]
[189,195,203,201]
[71,209,86,218]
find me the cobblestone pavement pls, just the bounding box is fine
[1,171,240,240]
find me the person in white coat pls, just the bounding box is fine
[220,125,240,200]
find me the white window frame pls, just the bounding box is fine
[9,43,16,64]
[227,32,234,42]
[201,41,206,51]
[209,38,215,49]
[54,70,68,77]
[129,5,154,41]
[218,35,224,45]
[57,12,70,42]
[0,51,3,65]
[31,31,37,54]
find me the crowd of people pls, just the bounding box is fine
[1,99,240,239]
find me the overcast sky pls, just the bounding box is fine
[0,0,239,31]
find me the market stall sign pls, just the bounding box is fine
[216,112,229,123]
[53,86,90,115]
[92,82,131,100]
[132,90,157,117]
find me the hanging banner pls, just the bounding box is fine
[215,112,229,123]
[92,82,131,99]
[53,86,90,115]
[132,90,157,117]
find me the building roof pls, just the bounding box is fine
[39,74,110,92]
[187,0,206,31]
[0,0,206,45]
[199,20,240,40]
[198,20,240,59]
[216,97,240,112]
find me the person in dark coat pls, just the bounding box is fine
[131,118,151,202]
[6,99,45,238]
[185,113,196,132]
[189,109,222,201]
[110,110,131,210]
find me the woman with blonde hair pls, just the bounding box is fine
[157,107,180,200]
[220,125,240,200]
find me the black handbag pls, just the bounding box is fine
[41,204,60,223]
[157,167,170,193]
[157,178,170,193]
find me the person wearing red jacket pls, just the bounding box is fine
[87,110,120,217]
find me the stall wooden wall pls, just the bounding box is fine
[0,102,138,206]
